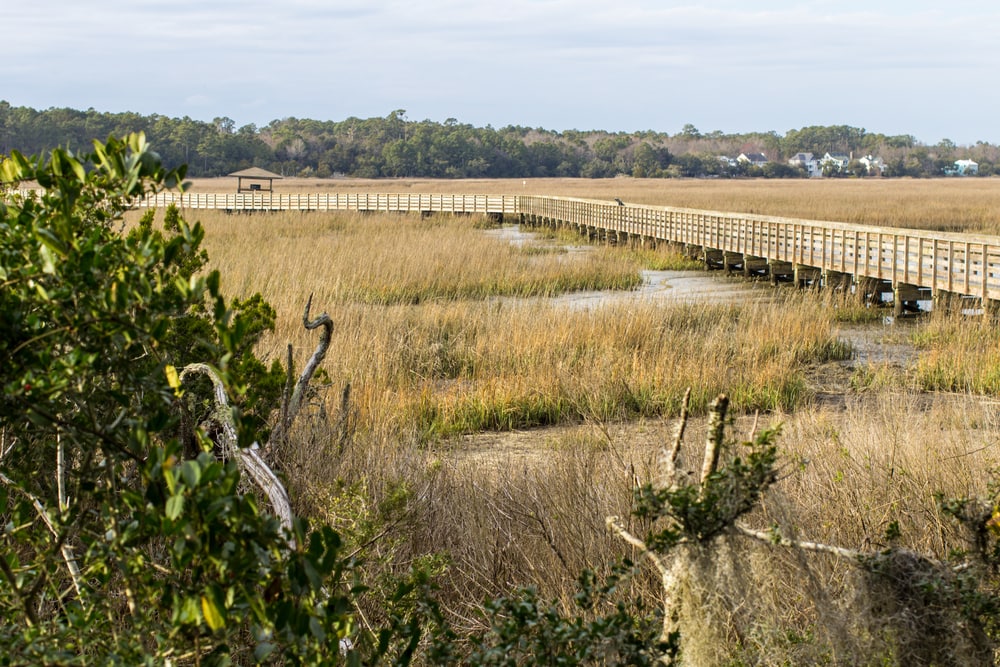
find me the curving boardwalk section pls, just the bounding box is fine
[134,191,1000,312]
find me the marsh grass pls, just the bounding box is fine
[269,297,843,440]
[195,209,641,307]
[149,201,1000,662]
[822,291,888,324]
[628,246,706,271]
[910,311,1000,395]
[281,389,1000,664]
[533,224,706,270]
[186,209,848,439]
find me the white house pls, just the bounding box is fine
[788,152,820,177]
[737,152,768,167]
[820,152,851,173]
[952,159,979,176]
[857,155,885,175]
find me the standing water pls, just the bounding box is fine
[483,223,918,364]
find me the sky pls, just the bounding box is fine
[5,1,1000,146]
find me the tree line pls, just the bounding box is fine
[2,101,997,179]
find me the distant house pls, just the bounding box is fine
[857,155,885,175]
[737,152,768,167]
[717,155,738,168]
[949,159,979,176]
[820,152,851,173]
[788,152,820,177]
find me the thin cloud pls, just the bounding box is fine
[4,1,1000,143]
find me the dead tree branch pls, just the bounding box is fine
[733,523,865,560]
[272,294,333,446]
[663,387,690,486]
[179,297,334,545]
[180,363,294,537]
[0,468,84,606]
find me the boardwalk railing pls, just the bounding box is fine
[12,188,1000,306]
[134,192,518,214]
[516,195,1000,305]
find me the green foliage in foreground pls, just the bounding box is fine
[0,134,371,663]
[0,136,667,664]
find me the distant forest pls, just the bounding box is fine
[2,101,997,179]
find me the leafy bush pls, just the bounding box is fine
[0,134,673,665]
[0,135,408,664]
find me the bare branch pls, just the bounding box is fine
[334,382,352,454]
[607,515,671,580]
[236,444,295,535]
[180,363,295,539]
[0,470,83,603]
[180,363,238,457]
[663,387,691,485]
[608,514,685,649]
[56,432,67,513]
[272,295,333,445]
[734,523,864,560]
[292,295,333,414]
[279,343,294,441]
[700,394,728,492]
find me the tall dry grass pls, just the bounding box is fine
[150,203,1000,662]
[185,209,848,439]
[283,388,1000,664]
[712,391,1000,664]
[196,210,640,308]
[910,310,1000,395]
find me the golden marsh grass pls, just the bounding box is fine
[911,311,1000,395]
[176,208,849,438]
[198,210,640,307]
[145,190,1000,662]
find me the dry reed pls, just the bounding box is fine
[143,200,1000,663]
[196,210,639,308]
[188,209,847,439]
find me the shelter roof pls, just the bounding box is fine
[229,167,283,179]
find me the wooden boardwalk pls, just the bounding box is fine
[136,192,518,215]
[134,191,1000,312]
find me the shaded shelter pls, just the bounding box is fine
[230,167,283,193]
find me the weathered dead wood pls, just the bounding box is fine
[609,388,982,664]
[178,294,334,543]
[180,363,295,537]
[271,294,333,448]
[663,387,690,487]
[0,467,84,611]
[608,392,732,650]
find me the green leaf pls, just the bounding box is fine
[38,244,56,275]
[166,494,185,520]
[253,642,275,661]
[180,460,201,488]
[309,616,326,641]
